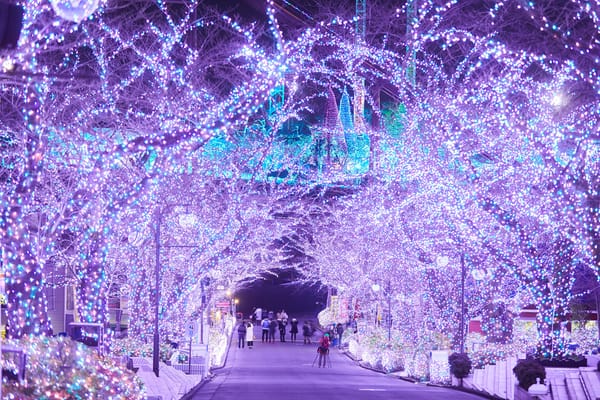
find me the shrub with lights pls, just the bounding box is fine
[344,324,407,374]
[568,321,599,356]
[469,317,539,368]
[2,336,144,400]
[109,337,178,364]
[207,314,235,368]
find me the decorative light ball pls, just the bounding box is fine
[51,0,99,23]
[178,213,198,229]
[119,284,131,296]
[436,255,449,267]
[472,269,486,281]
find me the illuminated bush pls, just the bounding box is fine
[2,336,144,400]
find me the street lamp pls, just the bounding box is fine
[153,208,161,378]
[225,289,232,316]
[459,253,466,354]
[372,281,392,341]
[152,205,199,377]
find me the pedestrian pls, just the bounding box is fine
[317,333,330,367]
[269,318,277,343]
[246,321,254,349]
[261,318,270,342]
[336,323,344,349]
[290,318,298,343]
[351,318,358,334]
[237,321,247,349]
[302,321,311,344]
[278,319,286,342]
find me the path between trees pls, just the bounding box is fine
[184,319,486,400]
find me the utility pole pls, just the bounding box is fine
[153,208,161,377]
[459,253,465,353]
[355,0,366,42]
[387,280,392,341]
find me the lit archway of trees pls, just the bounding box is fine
[1,1,598,361]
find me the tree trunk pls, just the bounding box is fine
[5,247,52,338]
[129,268,153,341]
[535,295,566,358]
[76,234,108,327]
[2,123,51,338]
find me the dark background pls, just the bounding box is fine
[235,269,327,317]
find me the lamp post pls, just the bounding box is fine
[153,208,161,377]
[200,277,208,344]
[152,205,199,377]
[372,282,392,341]
[226,289,232,316]
[459,253,465,354]
[386,281,392,341]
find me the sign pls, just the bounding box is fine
[339,297,349,320]
[330,295,338,319]
[186,321,198,338]
[357,320,367,335]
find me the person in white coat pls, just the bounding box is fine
[246,321,254,349]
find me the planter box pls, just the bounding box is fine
[537,357,587,368]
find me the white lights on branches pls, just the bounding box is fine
[50,0,100,23]
[550,92,568,108]
[436,255,449,267]
[178,213,198,229]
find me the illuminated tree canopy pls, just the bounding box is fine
[0,0,598,361]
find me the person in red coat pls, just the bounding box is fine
[317,333,330,367]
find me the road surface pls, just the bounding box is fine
[185,319,485,400]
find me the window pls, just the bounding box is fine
[46,286,55,311]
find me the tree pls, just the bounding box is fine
[0,0,294,337]
[449,352,472,387]
[513,359,546,390]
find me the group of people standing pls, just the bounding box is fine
[236,311,350,370]
[237,308,325,346]
[238,307,346,358]
[258,310,303,343]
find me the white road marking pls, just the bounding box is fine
[359,388,387,391]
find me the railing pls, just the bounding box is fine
[1,344,26,382]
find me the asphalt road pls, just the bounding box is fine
[186,319,486,400]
